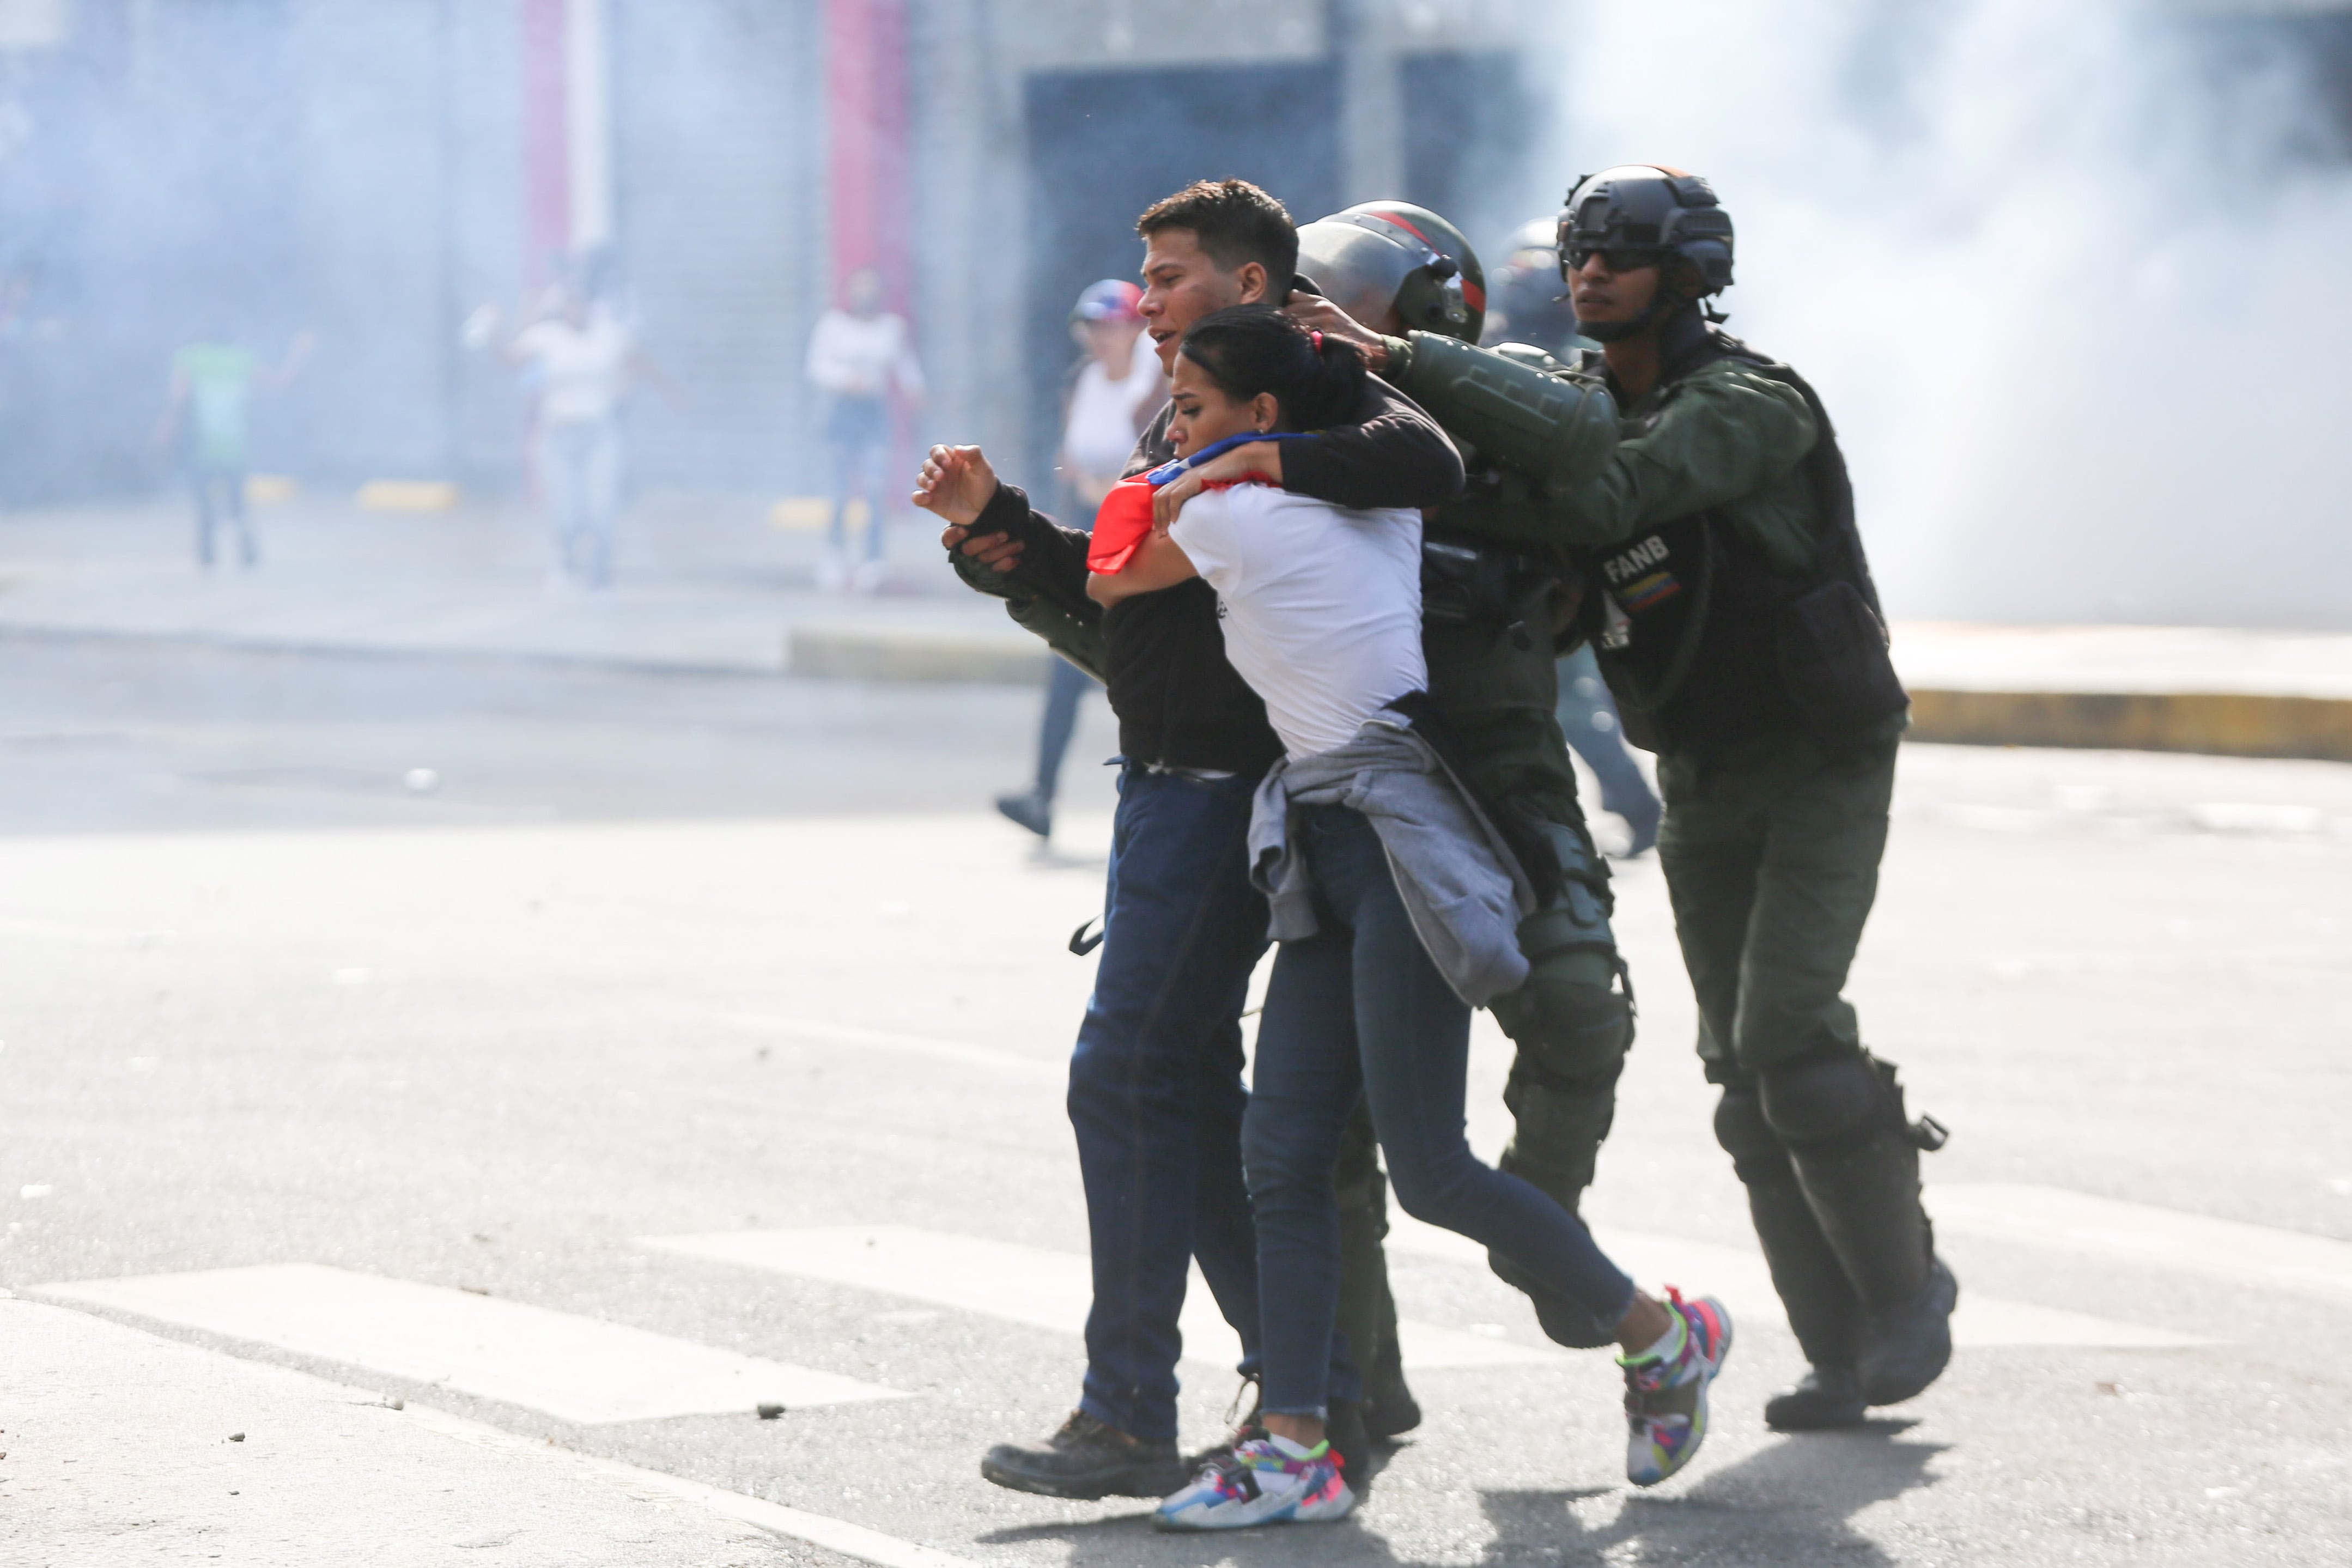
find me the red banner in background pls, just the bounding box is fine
[520,0,571,289]
[826,0,910,314]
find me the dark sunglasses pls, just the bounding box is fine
[1564,246,1665,276]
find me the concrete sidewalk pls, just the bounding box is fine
[0,491,1012,677]
[5,493,2350,757]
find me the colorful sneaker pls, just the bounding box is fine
[1153,1436,1354,1531]
[1620,1289,1733,1487]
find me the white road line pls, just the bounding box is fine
[716,1012,1063,1081]
[1928,1183,2352,1304]
[405,1402,981,1568]
[643,1225,1560,1370]
[40,1263,909,1425]
[1384,1212,2214,1351]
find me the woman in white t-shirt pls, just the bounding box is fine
[1090,306,1728,1532]
[510,289,642,590]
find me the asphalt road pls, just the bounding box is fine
[3,635,2348,1566]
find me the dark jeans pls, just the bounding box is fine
[1243,804,1636,1418]
[1069,766,1356,1441]
[1033,657,1095,800]
[191,463,255,566]
[825,394,890,562]
[1556,646,1658,834]
[1031,489,1100,800]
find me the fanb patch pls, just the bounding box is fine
[1601,534,1681,614]
[1618,570,1682,612]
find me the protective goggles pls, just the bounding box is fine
[1561,244,1668,276]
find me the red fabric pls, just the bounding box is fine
[1085,476,1276,575]
[520,0,568,288]
[1087,479,1157,574]
[828,0,910,312]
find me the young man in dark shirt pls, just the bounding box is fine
[917,180,1461,1498]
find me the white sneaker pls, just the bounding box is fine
[849,557,888,596]
[1153,1436,1353,1531]
[815,547,849,594]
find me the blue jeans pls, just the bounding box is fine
[825,394,890,562]
[1243,804,1637,1419]
[1032,657,1095,800]
[1069,766,1357,1441]
[1557,645,1659,835]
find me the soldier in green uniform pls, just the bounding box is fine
[1281,203,1642,1357]
[1297,167,1958,1427]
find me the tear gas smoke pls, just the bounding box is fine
[1533,0,2352,629]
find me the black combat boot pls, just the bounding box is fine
[1362,1320,1421,1442]
[1335,1105,1422,1441]
[1493,1060,1624,1350]
[1783,1064,1954,1408]
[1765,1364,1868,1430]
[1335,1176,1420,1441]
[981,1412,1186,1499]
[1747,1170,1871,1429]
[1858,1254,1959,1406]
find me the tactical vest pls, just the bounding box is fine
[1587,332,1907,757]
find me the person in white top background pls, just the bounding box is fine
[1091,305,1731,1531]
[506,280,648,591]
[995,278,1166,840]
[805,266,926,594]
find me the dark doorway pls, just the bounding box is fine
[1402,50,1539,260]
[1020,62,1340,494]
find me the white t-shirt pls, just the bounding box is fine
[1169,483,1425,759]
[805,308,926,398]
[514,315,633,425]
[1062,357,1163,481]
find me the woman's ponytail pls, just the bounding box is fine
[1297,327,1368,430]
[1177,303,1366,433]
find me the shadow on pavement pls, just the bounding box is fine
[1478,1420,1944,1565]
[969,1424,1942,1564]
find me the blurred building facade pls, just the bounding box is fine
[1,0,2348,507]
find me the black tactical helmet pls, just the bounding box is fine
[1559,166,1734,295]
[1293,200,1486,343]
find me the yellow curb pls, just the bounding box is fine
[1907,689,2352,763]
[785,623,2352,761]
[355,480,461,512]
[787,623,1048,686]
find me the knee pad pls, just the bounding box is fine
[1714,1086,1805,1189]
[1712,1086,1782,1173]
[1494,976,1631,1087]
[1758,1048,1892,1151]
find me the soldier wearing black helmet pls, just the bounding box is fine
[1281,202,1642,1357]
[1298,167,1957,1428]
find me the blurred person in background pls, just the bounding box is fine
[1482,216,1661,856]
[508,283,642,592]
[152,329,313,569]
[806,266,925,595]
[994,278,1164,840]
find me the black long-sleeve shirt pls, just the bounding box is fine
[975,376,1462,775]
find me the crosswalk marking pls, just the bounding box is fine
[404,1403,982,1568]
[1928,1183,2352,1304]
[641,1225,1560,1370]
[40,1263,909,1425]
[1384,1212,2214,1350]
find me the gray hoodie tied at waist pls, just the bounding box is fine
[1247,715,1536,1007]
